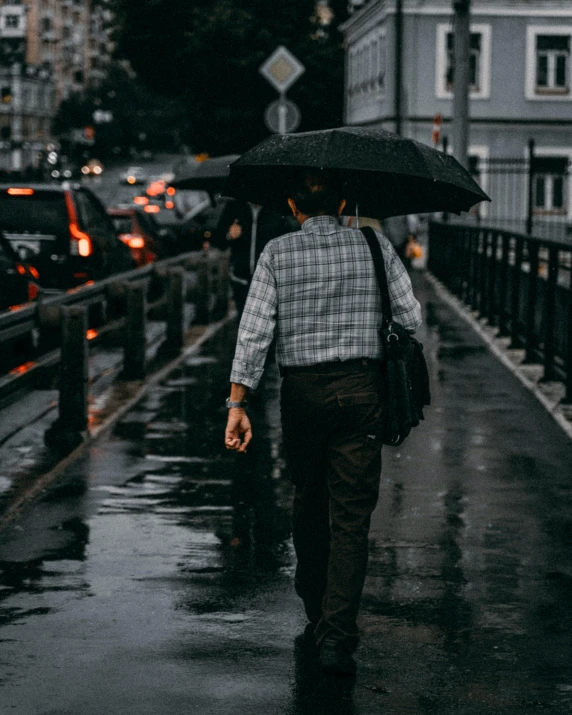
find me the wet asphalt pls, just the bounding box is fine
[1,273,572,715]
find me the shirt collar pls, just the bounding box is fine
[301,215,340,233]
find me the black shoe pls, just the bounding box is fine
[319,637,357,674]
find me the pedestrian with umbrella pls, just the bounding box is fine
[223,127,489,674]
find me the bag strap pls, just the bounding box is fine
[360,226,393,328]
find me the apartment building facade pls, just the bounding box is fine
[341,0,572,227]
[0,0,113,168]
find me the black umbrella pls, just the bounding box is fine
[171,154,240,192]
[226,127,489,218]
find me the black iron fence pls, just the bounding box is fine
[428,221,572,402]
[449,141,571,244]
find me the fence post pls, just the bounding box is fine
[498,234,510,336]
[526,139,535,236]
[524,241,539,362]
[195,252,211,324]
[123,282,146,380]
[165,267,184,355]
[510,237,524,348]
[44,305,88,452]
[542,246,558,381]
[565,259,572,403]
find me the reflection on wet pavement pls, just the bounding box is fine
[0,276,572,714]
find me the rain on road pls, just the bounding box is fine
[1,275,572,714]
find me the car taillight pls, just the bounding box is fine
[65,191,93,257]
[144,204,160,214]
[28,281,39,301]
[16,263,26,275]
[69,223,92,256]
[7,187,34,196]
[165,200,174,209]
[28,265,40,279]
[133,196,149,206]
[120,234,145,249]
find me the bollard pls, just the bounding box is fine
[194,252,211,325]
[165,267,184,355]
[214,251,231,319]
[123,282,146,380]
[44,305,88,452]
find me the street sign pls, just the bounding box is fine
[264,98,301,135]
[260,46,305,94]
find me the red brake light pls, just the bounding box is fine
[86,329,98,341]
[7,188,34,196]
[120,234,145,249]
[16,263,26,275]
[64,191,93,257]
[28,281,39,301]
[144,204,160,214]
[133,196,149,206]
[28,265,40,279]
[166,186,176,196]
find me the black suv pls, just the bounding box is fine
[0,183,134,289]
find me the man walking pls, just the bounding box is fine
[224,172,422,673]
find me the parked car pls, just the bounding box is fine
[120,166,147,185]
[107,206,167,266]
[179,197,231,251]
[0,183,134,289]
[0,230,39,311]
[81,158,104,177]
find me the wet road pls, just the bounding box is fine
[1,274,572,714]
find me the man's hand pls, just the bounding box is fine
[227,220,242,240]
[225,408,252,453]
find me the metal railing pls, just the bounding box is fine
[428,221,572,402]
[0,249,230,449]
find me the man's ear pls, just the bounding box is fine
[287,198,297,216]
[338,199,347,216]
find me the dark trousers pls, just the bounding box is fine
[280,361,383,651]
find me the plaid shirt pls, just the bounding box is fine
[230,215,422,389]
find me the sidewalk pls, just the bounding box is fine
[0,273,572,714]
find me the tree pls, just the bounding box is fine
[111,0,349,153]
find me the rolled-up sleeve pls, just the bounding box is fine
[230,246,278,389]
[385,244,422,332]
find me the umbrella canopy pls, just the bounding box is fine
[171,154,240,192]
[226,127,490,219]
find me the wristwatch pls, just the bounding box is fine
[226,398,248,409]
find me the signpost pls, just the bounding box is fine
[260,46,304,135]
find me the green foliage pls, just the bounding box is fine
[111,0,349,153]
[53,63,190,158]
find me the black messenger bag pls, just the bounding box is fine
[361,226,431,447]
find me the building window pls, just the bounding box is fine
[445,32,482,92]
[348,28,385,98]
[535,35,570,93]
[533,157,568,214]
[5,15,20,29]
[436,24,491,100]
[526,26,572,101]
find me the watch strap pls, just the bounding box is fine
[226,398,248,409]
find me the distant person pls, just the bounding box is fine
[213,200,292,313]
[381,214,419,268]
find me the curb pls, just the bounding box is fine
[0,313,236,530]
[425,272,572,443]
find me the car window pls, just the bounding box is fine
[75,190,117,248]
[0,190,69,235]
[0,237,15,268]
[111,217,134,235]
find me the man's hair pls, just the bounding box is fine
[288,171,345,217]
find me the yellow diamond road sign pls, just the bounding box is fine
[260,46,305,94]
